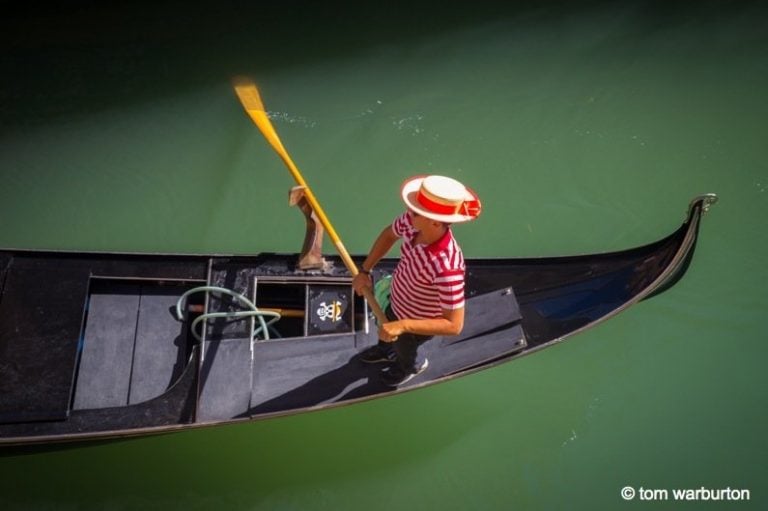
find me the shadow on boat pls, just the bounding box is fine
[242,353,392,418]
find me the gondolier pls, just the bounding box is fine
[353,174,482,386]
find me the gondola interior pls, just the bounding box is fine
[72,279,204,411]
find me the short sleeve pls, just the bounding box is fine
[391,212,413,238]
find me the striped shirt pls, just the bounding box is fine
[389,212,466,320]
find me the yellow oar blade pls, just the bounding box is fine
[232,77,266,111]
[233,79,296,171]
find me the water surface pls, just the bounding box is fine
[1,2,766,509]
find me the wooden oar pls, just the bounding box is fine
[233,78,389,327]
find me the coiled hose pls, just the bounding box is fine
[175,286,281,343]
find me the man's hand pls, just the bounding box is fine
[352,272,372,296]
[379,320,405,342]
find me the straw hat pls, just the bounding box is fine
[401,175,481,223]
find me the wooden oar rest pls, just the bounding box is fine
[289,186,325,270]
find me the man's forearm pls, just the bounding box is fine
[362,226,398,271]
[385,307,465,338]
[400,317,463,336]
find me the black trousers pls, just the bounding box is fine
[379,306,432,373]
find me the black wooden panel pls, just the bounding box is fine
[250,333,363,414]
[128,286,189,404]
[248,289,524,412]
[5,252,208,281]
[72,283,140,410]
[206,262,255,340]
[0,265,90,423]
[197,339,253,421]
[0,348,199,439]
[87,257,209,281]
[0,254,11,298]
[448,286,521,342]
[424,287,525,381]
[425,324,526,378]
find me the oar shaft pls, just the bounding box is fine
[285,172,387,323]
[235,81,388,325]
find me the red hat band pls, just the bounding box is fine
[416,186,481,219]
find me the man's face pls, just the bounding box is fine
[408,210,433,232]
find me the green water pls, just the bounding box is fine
[1,2,766,509]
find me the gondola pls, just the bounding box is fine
[0,193,717,447]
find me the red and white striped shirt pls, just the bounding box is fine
[389,212,466,320]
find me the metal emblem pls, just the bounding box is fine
[317,300,344,323]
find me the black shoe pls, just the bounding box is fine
[381,359,429,387]
[359,345,396,364]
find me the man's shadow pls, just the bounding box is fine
[241,353,393,417]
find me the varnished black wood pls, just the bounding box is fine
[0,196,715,446]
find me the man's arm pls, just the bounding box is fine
[352,225,399,295]
[380,307,464,341]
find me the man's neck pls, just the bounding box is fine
[417,224,448,246]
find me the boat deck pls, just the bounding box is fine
[0,251,525,442]
[0,195,716,445]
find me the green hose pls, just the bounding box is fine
[175,286,281,343]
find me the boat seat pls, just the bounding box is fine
[72,281,192,410]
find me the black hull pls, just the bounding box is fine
[0,195,717,447]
